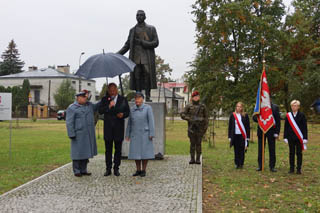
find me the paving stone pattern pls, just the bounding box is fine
[0,155,202,213]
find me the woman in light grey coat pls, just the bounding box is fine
[125,92,155,177]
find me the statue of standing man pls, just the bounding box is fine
[117,10,159,102]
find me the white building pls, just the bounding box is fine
[0,67,96,108]
[150,87,185,113]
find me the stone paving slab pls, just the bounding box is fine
[0,155,202,213]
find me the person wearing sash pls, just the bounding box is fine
[284,100,308,174]
[228,102,250,169]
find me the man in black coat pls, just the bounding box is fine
[99,83,130,176]
[253,103,281,172]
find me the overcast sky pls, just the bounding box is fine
[0,0,292,91]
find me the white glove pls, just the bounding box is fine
[284,139,288,144]
[274,134,279,138]
[245,138,249,147]
[228,138,231,142]
[303,139,308,144]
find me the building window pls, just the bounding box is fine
[34,90,40,104]
[72,81,76,84]
[175,88,180,93]
[87,83,91,86]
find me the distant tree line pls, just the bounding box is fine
[187,0,320,117]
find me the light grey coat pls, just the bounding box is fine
[125,103,155,160]
[66,101,99,160]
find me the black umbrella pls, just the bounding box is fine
[75,52,136,95]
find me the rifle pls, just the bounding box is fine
[188,105,203,134]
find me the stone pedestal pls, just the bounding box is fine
[121,102,166,158]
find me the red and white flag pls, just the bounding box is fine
[253,69,275,133]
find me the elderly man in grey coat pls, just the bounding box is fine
[66,90,100,177]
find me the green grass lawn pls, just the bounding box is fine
[1,118,319,212]
[0,119,190,195]
[202,120,320,212]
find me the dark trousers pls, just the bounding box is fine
[135,64,151,98]
[288,139,302,170]
[72,159,88,174]
[189,134,202,157]
[258,133,276,169]
[233,135,246,166]
[105,140,123,171]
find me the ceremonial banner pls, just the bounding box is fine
[253,69,274,133]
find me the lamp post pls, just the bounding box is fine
[79,52,85,92]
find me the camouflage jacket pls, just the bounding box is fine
[180,101,208,136]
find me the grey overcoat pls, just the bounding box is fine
[66,101,99,160]
[125,103,155,160]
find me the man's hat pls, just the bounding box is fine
[191,90,200,97]
[134,91,144,99]
[76,90,89,97]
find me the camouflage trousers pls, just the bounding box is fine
[189,134,202,157]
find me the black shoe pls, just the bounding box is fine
[195,160,201,165]
[114,170,120,176]
[189,160,196,164]
[270,168,277,172]
[296,170,302,174]
[132,170,141,176]
[81,172,92,176]
[104,170,112,176]
[289,170,294,174]
[239,165,243,169]
[256,168,262,171]
[140,170,146,177]
[74,173,82,177]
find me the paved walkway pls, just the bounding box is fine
[0,155,202,213]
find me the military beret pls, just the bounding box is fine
[191,90,200,97]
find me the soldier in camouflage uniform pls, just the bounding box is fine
[181,91,208,164]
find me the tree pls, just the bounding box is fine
[54,80,76,110]
[188,0,285,113]
[271,2,320,113]
[20,79,31,115]
[155,55,173,83]
[0,40,25,76]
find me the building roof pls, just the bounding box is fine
[0,68,95,82]
[155,87,184,99]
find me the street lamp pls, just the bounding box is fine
[79,52,85,91]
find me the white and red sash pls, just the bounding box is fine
[286,112,306,150]
[233,112,247,147]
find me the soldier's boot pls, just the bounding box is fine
[189,153,196,164]
[196,153,201,164]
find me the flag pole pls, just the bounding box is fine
[262,132,265,171]
[261,58,266,172]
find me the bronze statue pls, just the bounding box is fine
[117,10,159,102]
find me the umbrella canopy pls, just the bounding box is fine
[75,52,136,79]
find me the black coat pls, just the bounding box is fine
[228,113,250,146]
[284,111,308,141]
[98,95,130,141]
[253,103,281,137]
